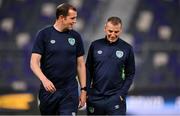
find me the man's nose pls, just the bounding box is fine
[111,33,116,37]
[73,19,76,23]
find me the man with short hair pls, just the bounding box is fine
[86,16,135,115]
[30,3,86,115]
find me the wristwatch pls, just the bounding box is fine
[81,87,87,91]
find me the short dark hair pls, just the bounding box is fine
[107,16,122,25]
[56,3,77,19]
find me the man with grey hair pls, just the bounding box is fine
[86,16,135,115]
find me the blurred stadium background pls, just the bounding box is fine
[0,0,180,115]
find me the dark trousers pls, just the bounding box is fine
[87,95,126,115]
[39,89,79,115]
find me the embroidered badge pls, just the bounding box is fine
[114,105,120,109]
[116,50,124,58]
[97,50,102,54]
[68,38,75,46]
[50,40,55,44]
[88,106,94,113]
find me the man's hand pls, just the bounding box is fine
[79,90,87,108]
[41,78,56,93]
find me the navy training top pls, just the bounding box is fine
[86,37,135,98]
[32,26,85,90]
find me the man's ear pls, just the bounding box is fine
[59,15,64,19]
[120,27,123,34]
[104,24,107,32]
[120,24,123,33]
[58,15,65,20]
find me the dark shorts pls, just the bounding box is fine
[87,95,126,115]
[39,88,79,115]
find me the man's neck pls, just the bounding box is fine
[107,38,118,43]
[53,21,65,32]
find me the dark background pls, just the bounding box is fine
[0,0,179,115]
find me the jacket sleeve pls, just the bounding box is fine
[118,47,135,96]
[86,43,94,95]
